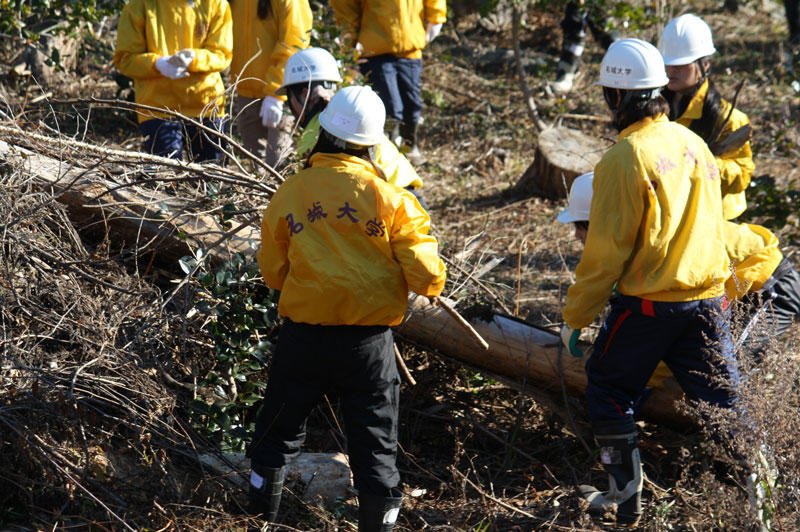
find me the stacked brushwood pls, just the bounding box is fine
[0,121,277,530]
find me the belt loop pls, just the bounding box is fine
[641,299,655,317]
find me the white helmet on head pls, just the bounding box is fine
[596,38,669,90]
[277,47,343,95]
[557,173,593,224]
[659,14,716,66]
[318,86,385,146]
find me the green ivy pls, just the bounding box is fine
[186,252,279,453]
[0,0,124,40]
[743,175,800,230]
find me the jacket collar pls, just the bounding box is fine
[618,113,670,141]
[308,152,380,178]
[680,78,709,121]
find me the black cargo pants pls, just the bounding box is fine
[248,320,400,496]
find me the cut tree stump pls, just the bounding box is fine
[516,125,611,200]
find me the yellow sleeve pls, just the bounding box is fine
[390,190,446,297]
[374,135,423,189]
[330,0,360,46]
[113,0,160,79]
[716,107,754,195]
[257,202,290,291]
[263,0,312,98]
[563,149,644,329]
[188,0,233,73]
[424,0,447,24]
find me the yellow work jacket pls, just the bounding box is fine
[298,114,424,189]
[724,222,783,300]
[563,115,728,330]
[114,0,232,122]
[676,79,755,220]
[331,0,447,59]
[258,152,446,325]
[230,0,312,100]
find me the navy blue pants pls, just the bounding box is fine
[586,295,738,434]
[360,55,423,125]
[140,117,227,162]
[248,320,400,497]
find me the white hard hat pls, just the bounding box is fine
[318,86,385,146]
[277,47,343,95]
[596,38,669,90]
[659,14,716,66]
[557,172,593,224]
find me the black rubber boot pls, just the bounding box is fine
[357,491,403,532]
[386,119,402,146]
[248,465,286,523]
[579,431,643,525]
[399,121,423,165]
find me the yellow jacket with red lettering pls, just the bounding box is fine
[297,114,424,189]
[676,79,754,220]
[724,222,783,300]
[114,0,232,122]
[230,0,312,100]
[563,115,728,330]
[331,0,447,59]
[258,152,446,326]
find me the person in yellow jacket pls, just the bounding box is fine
[229,0,312,168]
[559,39,738,525]
[331,0,446,164]
[277,47,427,208]
[114,0,232,162]
[659,14,755,220]
[250,85,446,531]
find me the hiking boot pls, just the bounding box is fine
[579,431,643,525]
[357,490,403,532]
[400,121,424,165]
[248,465,286,523]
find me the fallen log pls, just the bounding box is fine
[0,131,688,426]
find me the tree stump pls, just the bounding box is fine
[516,125,611,200]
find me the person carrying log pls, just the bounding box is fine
[330,0,447,165]
[278,47,427,209]
[113,0,232,162]
[659,14,755,220]
[229,0,312,168]
[250,85,447,531]
[559,39,739,525]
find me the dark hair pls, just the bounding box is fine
[257,0,272,19]
[574,221,589,231]
[663,58,722,143]
[604,87,670,131]
[305,128,371,168]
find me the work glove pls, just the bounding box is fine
[173,48,196,69]
[259,96,283,128]
[155,55,190,80]
[426,23,443,43]
[560,324,584,358]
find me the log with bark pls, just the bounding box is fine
[0,129,688,427]
[516,126,611,200]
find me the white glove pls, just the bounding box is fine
[155,55,189,80]
[426,23,443,43]
[560,324,584,358]
[259,96,284,128]
[172,48,196,69]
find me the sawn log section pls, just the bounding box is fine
[0,135,689,427]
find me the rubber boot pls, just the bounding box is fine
[248,465,286,523]
[386,119,402,147]
[579,431,642,525]
[400,121,423,165]
[357,491,403,532]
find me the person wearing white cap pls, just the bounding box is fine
[556,172,593,244]
[659,13,754,220]
[251,85,446,531]
[559,38,738,525]
[277,47,426,208]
